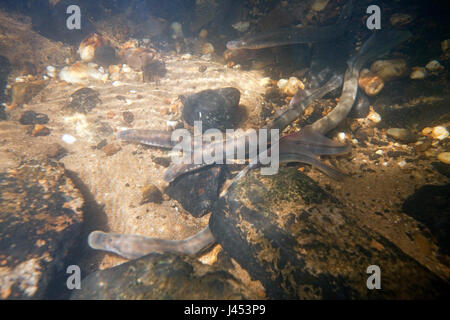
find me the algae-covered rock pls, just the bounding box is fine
[209,167,449,299]
[71,252,251,300]
[0,160,84,299]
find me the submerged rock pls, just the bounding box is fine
[140,184,163,205]
[10,80,48,106]
[181,87,241,132]
[19,110,49,125]
[70,252,251,300]
[386,128,417,143]
[358,69,384,96]
[166,166,225,218]
[403,184,450,255]
[209,167,448,299]
[0,161,83,299]
[65,87,101,114]
[370,59,408,82]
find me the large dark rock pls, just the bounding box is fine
[209,167,449,299]
[181,87,241,132]
[70,252,251,300]
[402,184,450,255]
[66,87,101,114]
[165,166,225,217]
[0,160,84,299]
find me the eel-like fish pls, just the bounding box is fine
[88,30,411,260]
[226,0,352,50]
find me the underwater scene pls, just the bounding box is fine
[0,0,449,300]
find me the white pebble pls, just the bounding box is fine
[398,160,407,168]
[410,67,427,80]
[122,65,132,73]
[112,81,121,87]
[425,60,444,72]
[431,126,449,140]
[129,90,137,94]
[337,132,346,142]
[375,150,383,155]
[367,110,381,123]
[181,53,192,60]
[62,134,76,144]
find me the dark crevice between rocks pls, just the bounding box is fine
[45,170,109,299]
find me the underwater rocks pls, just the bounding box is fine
[19,110,49,125]
[9,80,49,106]
[140,184,163,205]
[386,128,417,144]
[209,167,449,299]
[437,152,450,165]
[70,252,251,300]
[0,160,83,299]
[358,69,384,96]
[65,87,101,114]
[370,59,408,82]
[181,87,241,132]
[59,62,108,84]
[165,166,225,218]
[402,184,450,255]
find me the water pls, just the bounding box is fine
[0,0,449,300]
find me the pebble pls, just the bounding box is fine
[431,126,448,140]
[386,128,417,143]
[410,67,427,80]
[62,134,76,144]
[101,143,121,156]
[278,77,304,96]
[202,43,214,55]
[425,60,444,73]
[358,69,384,96]
[46,66,56,78]
[422,127,432,135]
[19,110,49,125]
[311,0,329,12]
[370,59,408,81]
[367,109,381,123]
[122,111,134,124]
[337,132,346,142]
[181,53,192,60]
[140,184,163,204]
[437,152,450,164]
[31,124,50,137]
[44,143,67,160]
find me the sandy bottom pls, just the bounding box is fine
[1,53,448,287]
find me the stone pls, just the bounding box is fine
[0,160,83,299]
[358,69,384,96]
[210,167,449,298]
[70,253,251,299]
[311,0,329,12]
[410,67,427,80]
[65,87,101,114]
[431,126,448,140]
[402,184,450,255]
[10,80,49,106]
[390,13,413,26]
[101,143,121,156]
[19,110,49,125]
[165,166,225,218]
[437,152,450,165]
[140,184,163,204]
[370,59,408,82]
[181,87,241,133]
[386,128,417,143]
